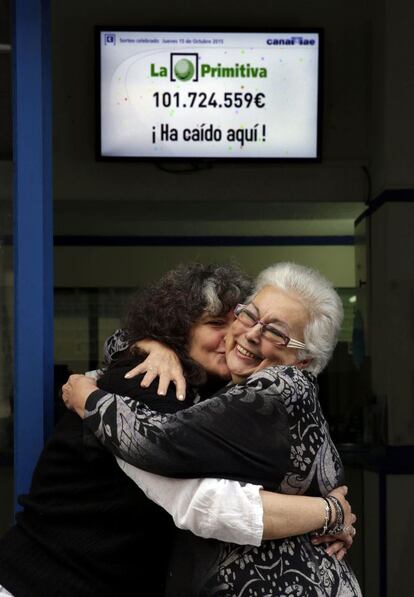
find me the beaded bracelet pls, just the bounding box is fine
[325,495,345,535]
[325,496,333,528]
[312,497,332,537]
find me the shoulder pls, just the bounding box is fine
[98,357,197,413]
[244,366,315,397]
[103,328,130,363]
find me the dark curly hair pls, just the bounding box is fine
[123,262,252,385]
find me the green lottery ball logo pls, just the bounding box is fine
[174,59,195,81]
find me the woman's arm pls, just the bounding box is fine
[63,368,309,488]
[117,459,263,545]
[63,373,355,555]
[262,486,356,560]
[117,458,354,557]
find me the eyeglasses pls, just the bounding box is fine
[234,304,306,349]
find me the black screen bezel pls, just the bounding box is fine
[95,27,324,164]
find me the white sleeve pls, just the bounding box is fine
[84,369,104,380]
[116,457,263,546]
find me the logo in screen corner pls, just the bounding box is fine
[104,33,116,46]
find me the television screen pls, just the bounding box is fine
[97,29,322,160]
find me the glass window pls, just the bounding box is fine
[54,287,134,420]
[318,288,365,445]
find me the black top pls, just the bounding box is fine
[0,357,192,597]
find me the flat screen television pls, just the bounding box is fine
[97,28,322,161]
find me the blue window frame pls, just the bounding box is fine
[12,0,54,507]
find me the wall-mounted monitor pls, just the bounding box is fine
[97,29,322,161]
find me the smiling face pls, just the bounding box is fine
[188,311,235,380]
[225,285,310,382]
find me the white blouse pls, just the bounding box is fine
[116,458,264,546]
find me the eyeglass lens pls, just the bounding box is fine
[236,307,287,346]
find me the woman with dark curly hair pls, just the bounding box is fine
[62,262,361,597]
[121,262,251,386]
[0,262,353,597]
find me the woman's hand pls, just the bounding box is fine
[62,374,98,418]
[311,485,357,561]
[125,339,186,400]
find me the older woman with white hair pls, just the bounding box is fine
[64,262,362,596]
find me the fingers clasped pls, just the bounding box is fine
[344,526,356,537]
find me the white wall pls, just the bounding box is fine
[54,244,356,288]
